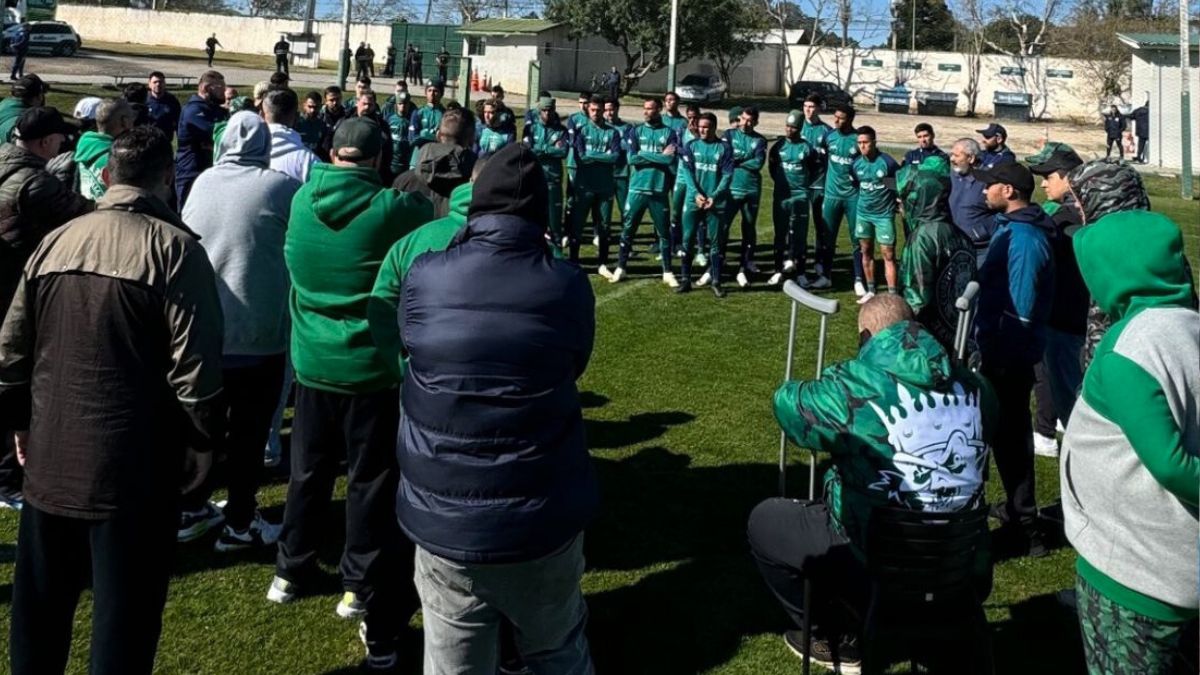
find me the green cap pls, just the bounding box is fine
[537,96,555,111]
[333,117,383,160]
[1025,141,1084,176]
[728,106,743,123]
[228,96,252,113]
[785,109,803,127]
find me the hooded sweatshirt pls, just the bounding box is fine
[775,320,997,556]
[73,130,115,200]
[286,159,434,394]
[1062,210,1198,620]
[183,112,302,358]
[975,204,1056,367]
[267,122,320,183]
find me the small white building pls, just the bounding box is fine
[458,18,570,97]
[1118,31,1200,171]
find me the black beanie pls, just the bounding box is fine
[468,142,548,226]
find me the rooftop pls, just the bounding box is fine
[1116,32,1200,51]
[457,18,563,36]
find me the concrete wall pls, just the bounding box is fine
[1131,49,1199,171]
[59,3,393,65]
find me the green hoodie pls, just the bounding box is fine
[286,162,434,393]
[368,182,470,380]
[774,320,997,556]
[1062,210,1199,621]
[73,131,115,200]
[0,98,29,143]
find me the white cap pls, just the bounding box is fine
[73,97,103,121]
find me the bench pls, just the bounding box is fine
[110,74,195,88]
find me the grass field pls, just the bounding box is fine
[0,110,1195,673]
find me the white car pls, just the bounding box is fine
[2,21,82,56]
[676,74,727,103]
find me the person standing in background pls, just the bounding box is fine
[1130,101,1150,163]
[273,35,290,75]
[1102,105,1124,160]
[8,24,29,82]
[145,71,181,143]
[800,95,831,288]
[436,47,450,84]
[205,33,222,67]
[523,97,569,254]
[175,70,228,209]
[721,106,766,288]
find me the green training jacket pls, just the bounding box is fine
[524,119,568,183]
[768,136,815,200]
[801,118,831,191]
[679,137,734,204]
[627,121,677,194]
[723,128,767,197]
[821,128,860,200]
[571,118,621,195]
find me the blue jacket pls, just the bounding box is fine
[903,146,948,166]
[975,204,1056,367]
[396,213,599,563]
[979,145,1016,170]
[175,95,227,196]
[146,91,181,142]
[949,170,995,245]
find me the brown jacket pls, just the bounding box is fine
[0,185,224,518]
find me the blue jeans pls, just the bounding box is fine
[1043,327,1085,423]
[415,534,595,675]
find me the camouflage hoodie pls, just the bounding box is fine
[774,320,997,555]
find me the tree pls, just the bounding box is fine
[954,0,986,115]
[888,0,958,51]
[1049,2,1176,104]
[962,0,1063,118]
[696,0,770,94]
[247,0,304,17]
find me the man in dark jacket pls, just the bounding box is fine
[977,123,1016,169]
[1102,105,1124,160]
[393,107,476,217]
[0,108,95,509]
[949,137,995,267]
[903,122,948,167]
[973,161,1055,558]
[1130,102,1150,163]
[145,71,181,143]
[0,125,225,675]
[273,35,290,75]
[398,143,598,674]
[175,70,228,209]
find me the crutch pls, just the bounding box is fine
[954,281,981,364]
[779,280,840,675]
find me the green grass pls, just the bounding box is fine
[0,149,1195,673]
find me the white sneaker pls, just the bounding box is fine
[662,272,679,288]
[610,267,625,283]
[783,259,797,273]
[696,272,711,287]
[561,236,570,249]
[215,512,282,552]
[767,272,783,286]
[337,590,368,619]
[1034,432,1060,458]
[267,575,297,604]
[809,275,831,289]
[1056,419,1066,434]
[676,248,688,259]
[854,280,867,297]
[856,291,875,305]
[592,235,600,247]
[693,252,708,267]
[597,264,614,280]
[736,271,749,288]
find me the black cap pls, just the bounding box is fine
[12,74,47,98]
[332,117,382,160]
[976,123,1007,139]
[14,107,74,141]
[973,162,1035,196]
[468,142,548,225]
[1025,142,1084,176]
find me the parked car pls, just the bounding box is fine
[787,80,852,110]
[2,21,82,56]
[676,73,727,103]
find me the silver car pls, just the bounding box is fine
[676,74,727,103]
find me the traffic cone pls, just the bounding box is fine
[471,68,479,92]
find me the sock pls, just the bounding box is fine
[887,286,898,294]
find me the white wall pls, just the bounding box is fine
[1131,49,1200,171]
[60,3,392,65]
[459,33,543,96]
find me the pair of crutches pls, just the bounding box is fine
[777,280,840,675]
[954,281,981,365]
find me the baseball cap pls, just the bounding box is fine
[426,79,445,93]
[973,162,1034,196]
[728,106,743,123]
[785,109,802,127]
[537,96,555,111]
[73,97,103,121]
[14,107,75,141]
[976,123,1007,139]
[332,117,382,160]
[1025,142,1083,176]
[12,74,47,98]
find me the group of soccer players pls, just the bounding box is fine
[511,89,922,298]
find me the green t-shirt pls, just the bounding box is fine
[627,121,678,195]
[852,151,901,218]
[723,128,767,197]
[769,137,815,199]
[822,128,861,200]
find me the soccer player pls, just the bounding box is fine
[722,106,767,287]
[476,98,515,158]
[661,91,689,255]
[800,95,831,288]
[523,97,569,254]
[569,96,622,272]
[727,106,743,132]
[817,104,865,296]
[850,126,901,302]
[407,80,445,168]
[601,98,632,247]
[904,122,948,166]
[678,112,734,297]
[767,110,817,286]
[612,98,679,287]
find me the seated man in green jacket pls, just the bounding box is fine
[748,294,996,674]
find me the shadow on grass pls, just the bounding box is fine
[989,593,1086,674]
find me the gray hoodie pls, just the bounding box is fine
[183,111,302,358]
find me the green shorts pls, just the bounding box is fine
[854,212,896,246]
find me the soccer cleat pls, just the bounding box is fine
[592,235,600,247]
[856,291,875,305]
[662,272,679,288]
[178,501,225,543]
[674,280,692,294]
[0,491,23,511]
[783,630,861,675]
[711,284,727,298]
[853,280,867,297]
[337,591,368,619]
[359,621,399,671]
[767,272,783,286]
[1033,432,1059,458]
[597,264,614,280]
[736,271,750,288]
[610,267,625,283]
[266,576,297,604]
[561,236,570,249]
[696,272,711,287]
[744,260,760,274]
[693,252,708,267]
[782,259,797,273]
[809,275,832,290]
[214,512,282,552]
